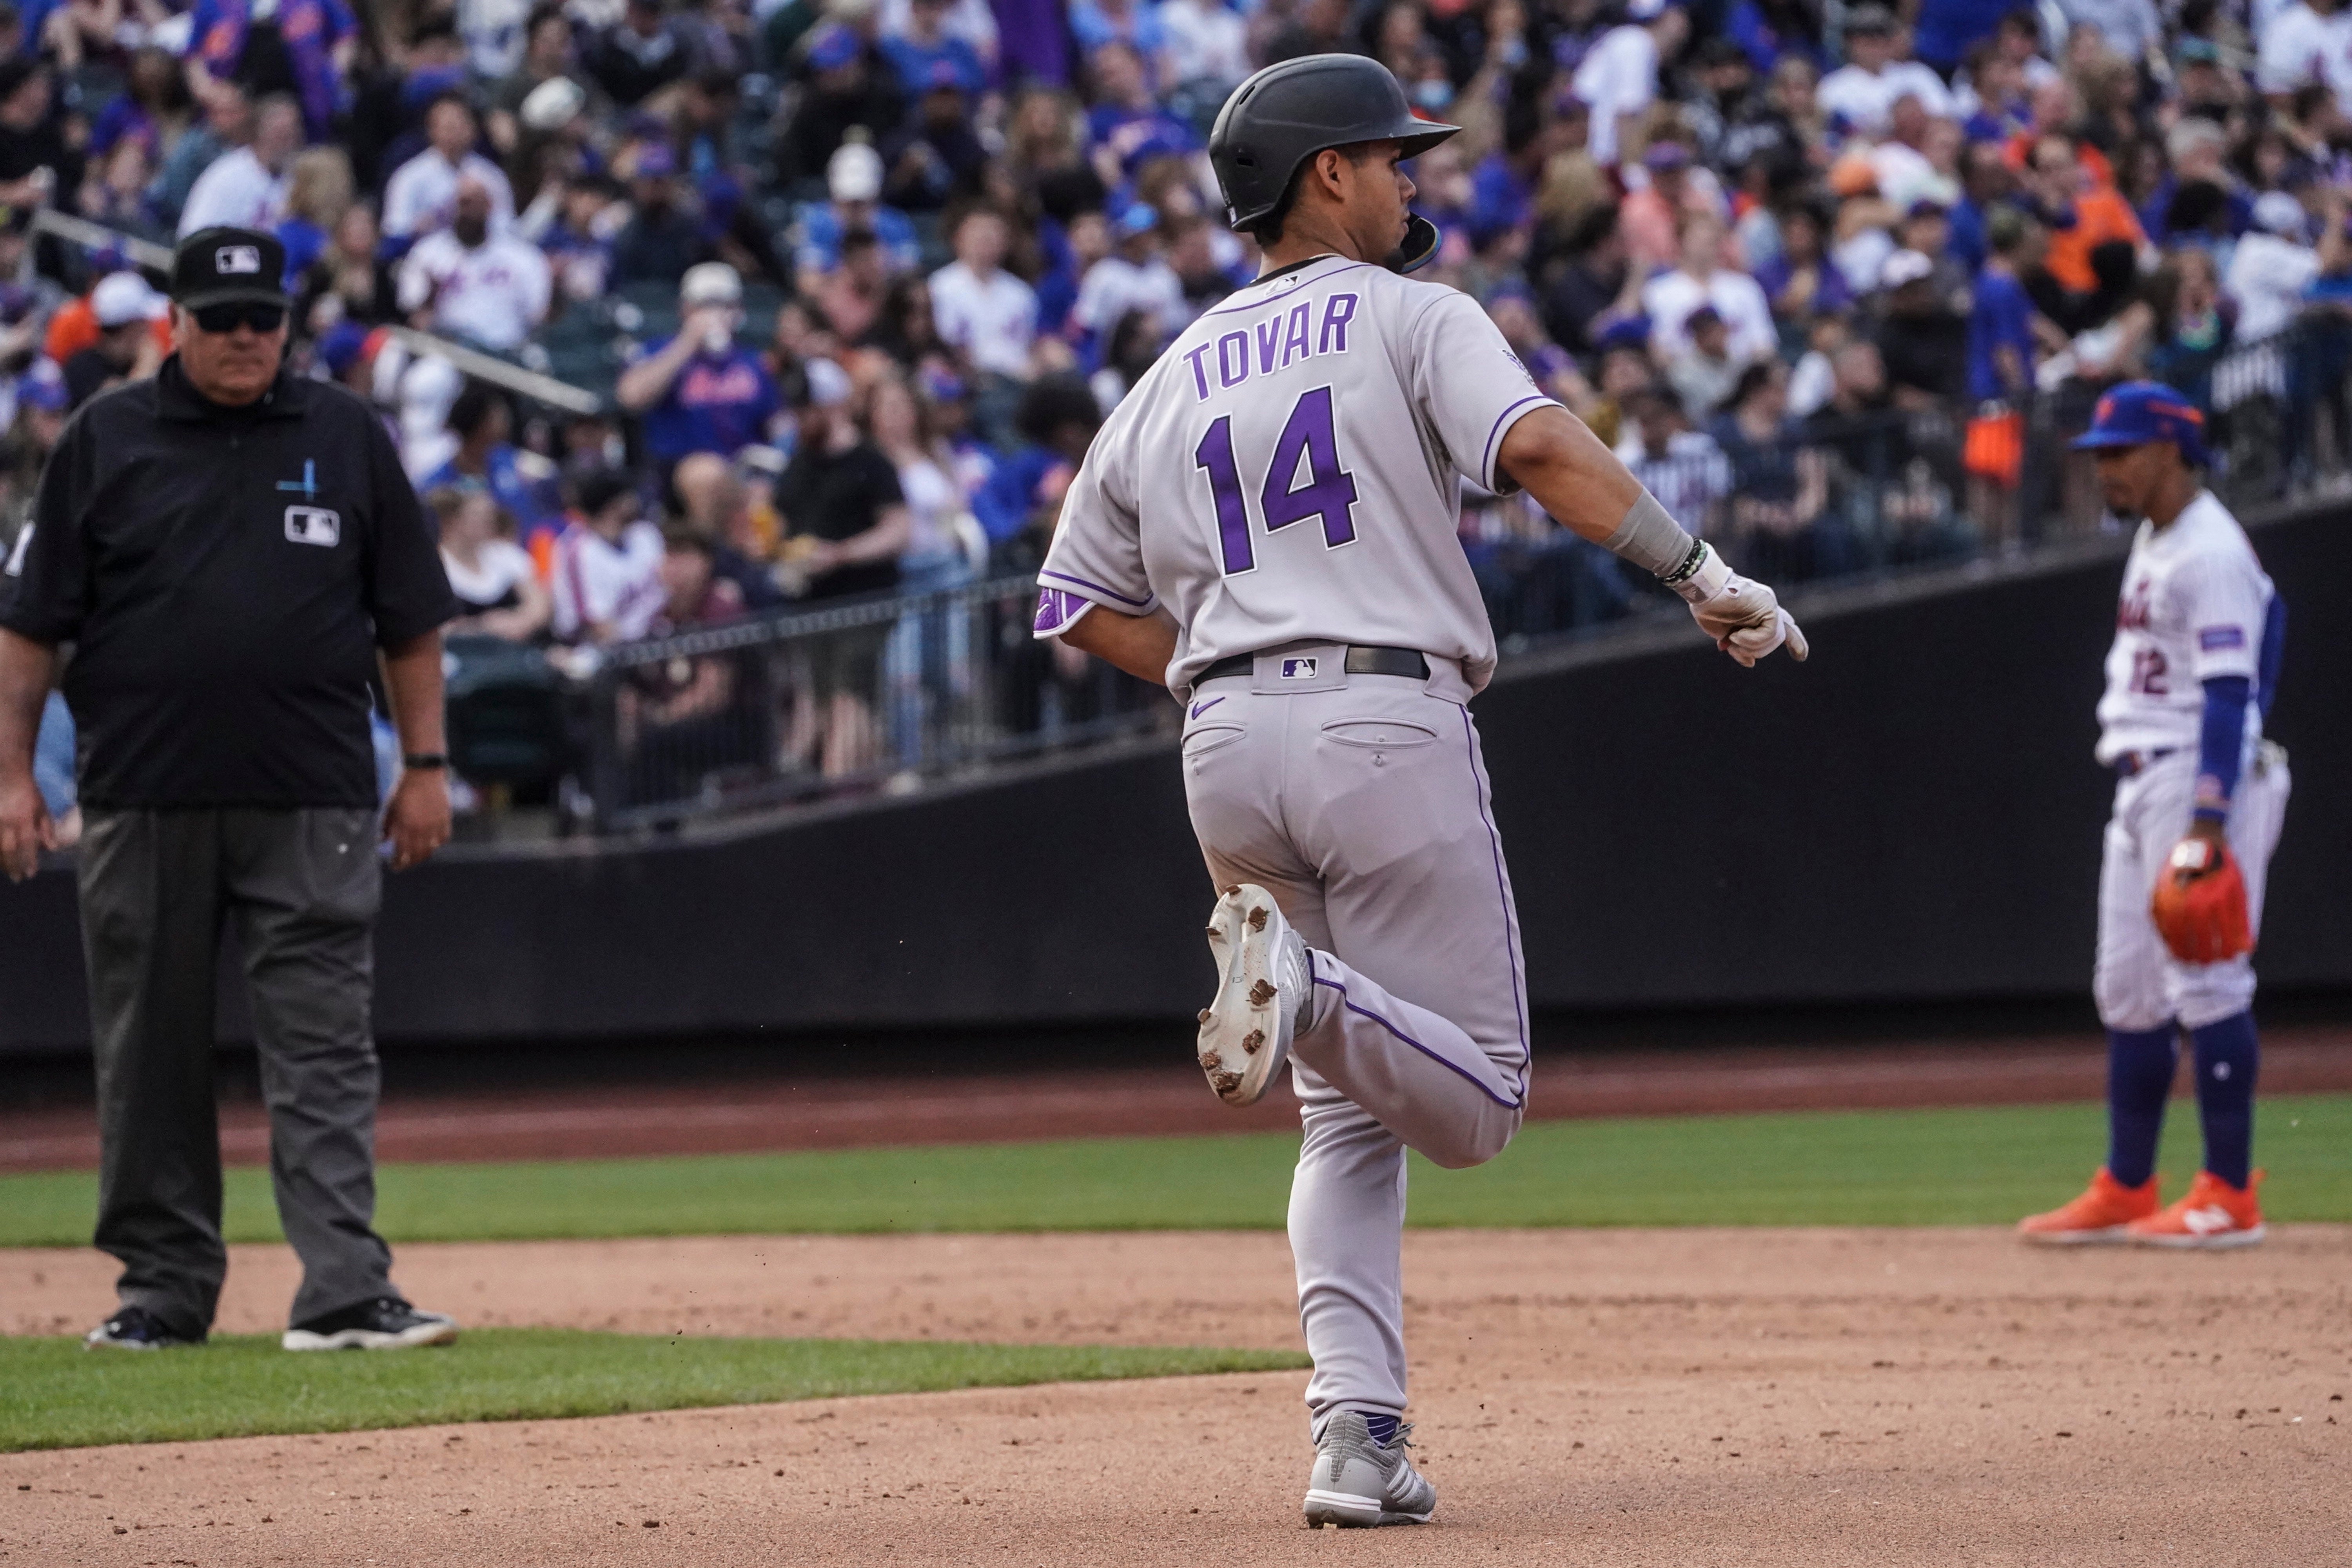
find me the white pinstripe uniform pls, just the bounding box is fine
[1034,255,1552,1435]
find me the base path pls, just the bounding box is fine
[7,1025,2351,1171]
[7,1226,2348,1565]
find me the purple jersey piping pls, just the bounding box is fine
[1312,974,1523,1110]
[1458,704,1530,1095]
[1478,394,1555,493]
[1037,568,1154,608]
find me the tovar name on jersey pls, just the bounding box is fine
[1180,292,1359,401]
[1032,256,1563,695]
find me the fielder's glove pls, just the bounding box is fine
[2150,835,2254,964]
[1667,544,1809,667]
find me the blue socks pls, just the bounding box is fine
[1359,1411,1401,1446]
[2105,1016,2260,1190]
[2190,1011,2260,1188]
[2105,1025,2178,1189]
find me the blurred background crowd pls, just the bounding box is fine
[2,0,2350,828]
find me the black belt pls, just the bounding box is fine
[2114,748,2176,777]
[1198,645,1432,684]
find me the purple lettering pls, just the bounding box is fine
[1318,294,1358,355]
[1255,315,1283,374]
[1281,302,1312,368]
[1217,331,1250,389]
[1183,343,1214,401]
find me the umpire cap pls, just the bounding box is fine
[1209,54,1458,246]
[171,226,290,309]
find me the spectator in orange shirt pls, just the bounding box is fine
[44,269,175,365]
[2020,132,2146,330]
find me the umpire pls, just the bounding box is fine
[0,229,463,1352]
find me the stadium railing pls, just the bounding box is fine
[572,572,1163,833]
[25,210,2351,832]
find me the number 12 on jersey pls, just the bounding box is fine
[1194,385,1360,575]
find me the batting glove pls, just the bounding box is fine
[1669,544,1810,667]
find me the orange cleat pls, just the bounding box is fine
[2126,1169,2265,1249]
[2016,1168,2160,1245]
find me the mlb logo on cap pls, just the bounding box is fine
[170,225,290,309]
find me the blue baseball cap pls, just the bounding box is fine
[808,25,860,71]
[2071,380,2210,466]
[18,357,67,412]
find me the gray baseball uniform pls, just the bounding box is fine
[1035,254,1555,1436]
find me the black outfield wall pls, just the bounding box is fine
[2,505,2344,1054]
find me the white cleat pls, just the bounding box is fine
[1197,883,1308,1107]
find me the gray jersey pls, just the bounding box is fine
[1033,256,1561,695]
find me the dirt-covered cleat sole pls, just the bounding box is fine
[1198,883,1300,1107]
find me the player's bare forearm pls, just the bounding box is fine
[0,628,58,880]
[1060,606,1180,687]
[1494,406,1644,545]
[380,631,448,755]
[0,628,54,779]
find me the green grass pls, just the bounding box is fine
[4,1095,2347,1247]
[0,1329,1307,1452]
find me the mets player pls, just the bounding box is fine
[1032,54,1807,1528]
[2018,383,2289,1248]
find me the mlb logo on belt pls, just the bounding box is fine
[284,506,341,546]
[1281,657,1319,679]
[216,245,263,274]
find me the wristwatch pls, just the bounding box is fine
[403,753,449,770]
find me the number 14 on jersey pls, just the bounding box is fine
[1195,386,1360,575]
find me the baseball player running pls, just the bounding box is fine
[2019,383,2289,1248]
[1033,55,1806,1528]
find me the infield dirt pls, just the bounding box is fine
[7,1225,2348,1565]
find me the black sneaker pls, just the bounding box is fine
[83,1305,202,1350]
[282,1298,459,1352]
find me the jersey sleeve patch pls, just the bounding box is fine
[1033,587,1096,638]
[2198,624,2247,651]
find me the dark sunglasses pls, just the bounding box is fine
[190,302,287,334]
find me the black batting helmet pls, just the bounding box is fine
[1208,53,1459,237]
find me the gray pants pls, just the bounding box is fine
[1181,655,1529,1437]
[78,807,394,1335]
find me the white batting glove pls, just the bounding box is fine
[1667,544,1809,667]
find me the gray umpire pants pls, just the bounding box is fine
[78,807,395,1336]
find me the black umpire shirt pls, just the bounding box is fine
[0,356,456,808]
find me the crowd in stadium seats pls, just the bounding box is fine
[3,0,2352,820]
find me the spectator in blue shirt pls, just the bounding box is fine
[615,261,784,468]
[1967,206,2044,403]
[1071,0,1168,62]
[1083,42,1200,185]
[793,140,921,294]
[880,0,987,96]
[185,0,358,142]
[419,383,563,544]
